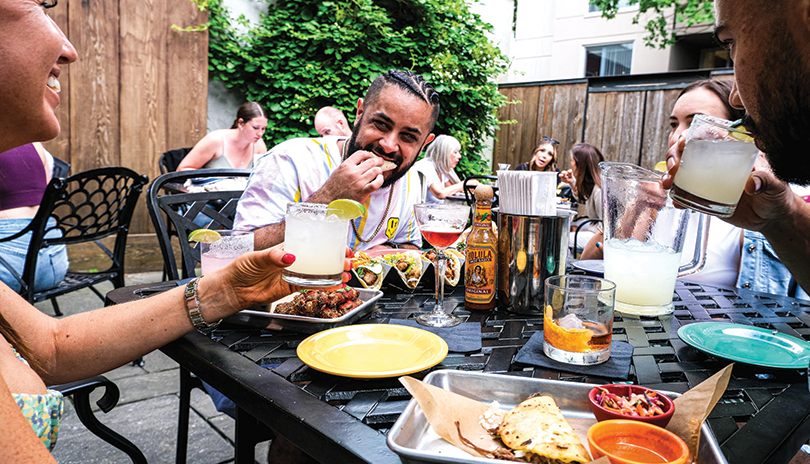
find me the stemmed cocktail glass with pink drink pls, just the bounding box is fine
[413,203,469,327]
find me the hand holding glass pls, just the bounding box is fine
[670,114,760,218]
[413,203,469,327]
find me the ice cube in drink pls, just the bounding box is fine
[543,275,615,365]
[603,238,681,316]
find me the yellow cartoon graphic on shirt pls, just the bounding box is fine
[386,217,399,240]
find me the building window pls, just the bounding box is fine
[585,42,633,77]
[699,47,732,69]
[588,0,632,13]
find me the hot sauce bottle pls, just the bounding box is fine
[465,185,497,310]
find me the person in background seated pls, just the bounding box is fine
[514,136,561,182]
[314,106,352,137]
[177,102,268,171]
[581,79,808,298]
[0,142,69,293]
[235,69,440,252]
[0,2,344,460]
[412,134,469,203]
[560,143,604,223]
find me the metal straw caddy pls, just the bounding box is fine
[496,209,573,314]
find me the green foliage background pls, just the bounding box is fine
[206,0,510,177]
[589,0,714,49]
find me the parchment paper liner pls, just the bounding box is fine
[401,363,732,464]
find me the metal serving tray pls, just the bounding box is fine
[222,288,383,333]
[387,370,727,464]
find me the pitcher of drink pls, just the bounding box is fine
[600,162,709,316]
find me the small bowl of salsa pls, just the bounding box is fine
[587,419,689,464]
[588,384,675,428]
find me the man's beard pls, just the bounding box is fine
[344,131,417,188]
[742,28,810,185]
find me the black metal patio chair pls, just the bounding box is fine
[146,169,250,280]
[146,168,265,463]
[52,156,71,178]
[0,167,148,316]
[159,147,193,174]
[51,375,147,463]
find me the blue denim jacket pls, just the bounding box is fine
[737,230,809,299]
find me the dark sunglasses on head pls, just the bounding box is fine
[542,136,559,146]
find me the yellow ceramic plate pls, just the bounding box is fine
[296,324,448,378]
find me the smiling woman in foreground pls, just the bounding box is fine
[0,1,347,461]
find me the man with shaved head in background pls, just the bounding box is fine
[314,106,352,137]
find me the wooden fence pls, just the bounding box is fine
[493,70,734,173]
[43,0,209,234]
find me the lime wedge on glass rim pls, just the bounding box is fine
[327,199,366,220]
[188,229,221,243]
[729,120,755,143]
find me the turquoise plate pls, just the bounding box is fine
[678,322,810,369]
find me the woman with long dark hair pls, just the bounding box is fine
[560,143,605,221]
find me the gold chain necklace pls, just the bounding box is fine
[342,140,395,243]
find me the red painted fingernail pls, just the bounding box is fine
[282,253,296,264]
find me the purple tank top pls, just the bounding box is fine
[0,144,47,210]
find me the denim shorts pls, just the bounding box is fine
[0,218,69,293]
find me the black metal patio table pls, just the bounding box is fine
[106,279,810,464]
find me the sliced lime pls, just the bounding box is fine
[188,229,221,243]
[327,199,366,220]
[729,126,754,143]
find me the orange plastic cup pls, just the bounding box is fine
[587,420,689,464]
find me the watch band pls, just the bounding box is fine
[184,277,221,334]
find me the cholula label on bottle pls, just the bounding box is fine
[465,198,497,309]
[465,243,497,305]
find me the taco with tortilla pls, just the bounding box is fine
[422,248,464,286]
[351,251,385,290]
[382,251,424,289]
[493,395,591,463]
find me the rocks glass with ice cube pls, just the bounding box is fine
[543,275,616,365]
[670,114,760,218]
[200,230,254,275]
[282,202,350,287]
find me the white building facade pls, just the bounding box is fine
[470,0,725,84]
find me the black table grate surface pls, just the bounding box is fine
[111,277,810,464]
[199,279,810,463]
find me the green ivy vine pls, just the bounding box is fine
[206,0,510,177]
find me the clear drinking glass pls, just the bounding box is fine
[601,162,708,317]
[413,203,470,327]
[282,202,350,287]
[544,275,616,365]
[200,230,254,275]
[670,114,761,218]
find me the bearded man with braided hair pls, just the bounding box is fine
[235,70,440,251]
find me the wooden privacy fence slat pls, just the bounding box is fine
[494,71,731,174]
[42,0,207,234]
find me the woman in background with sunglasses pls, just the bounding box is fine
[514,137,560,181]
